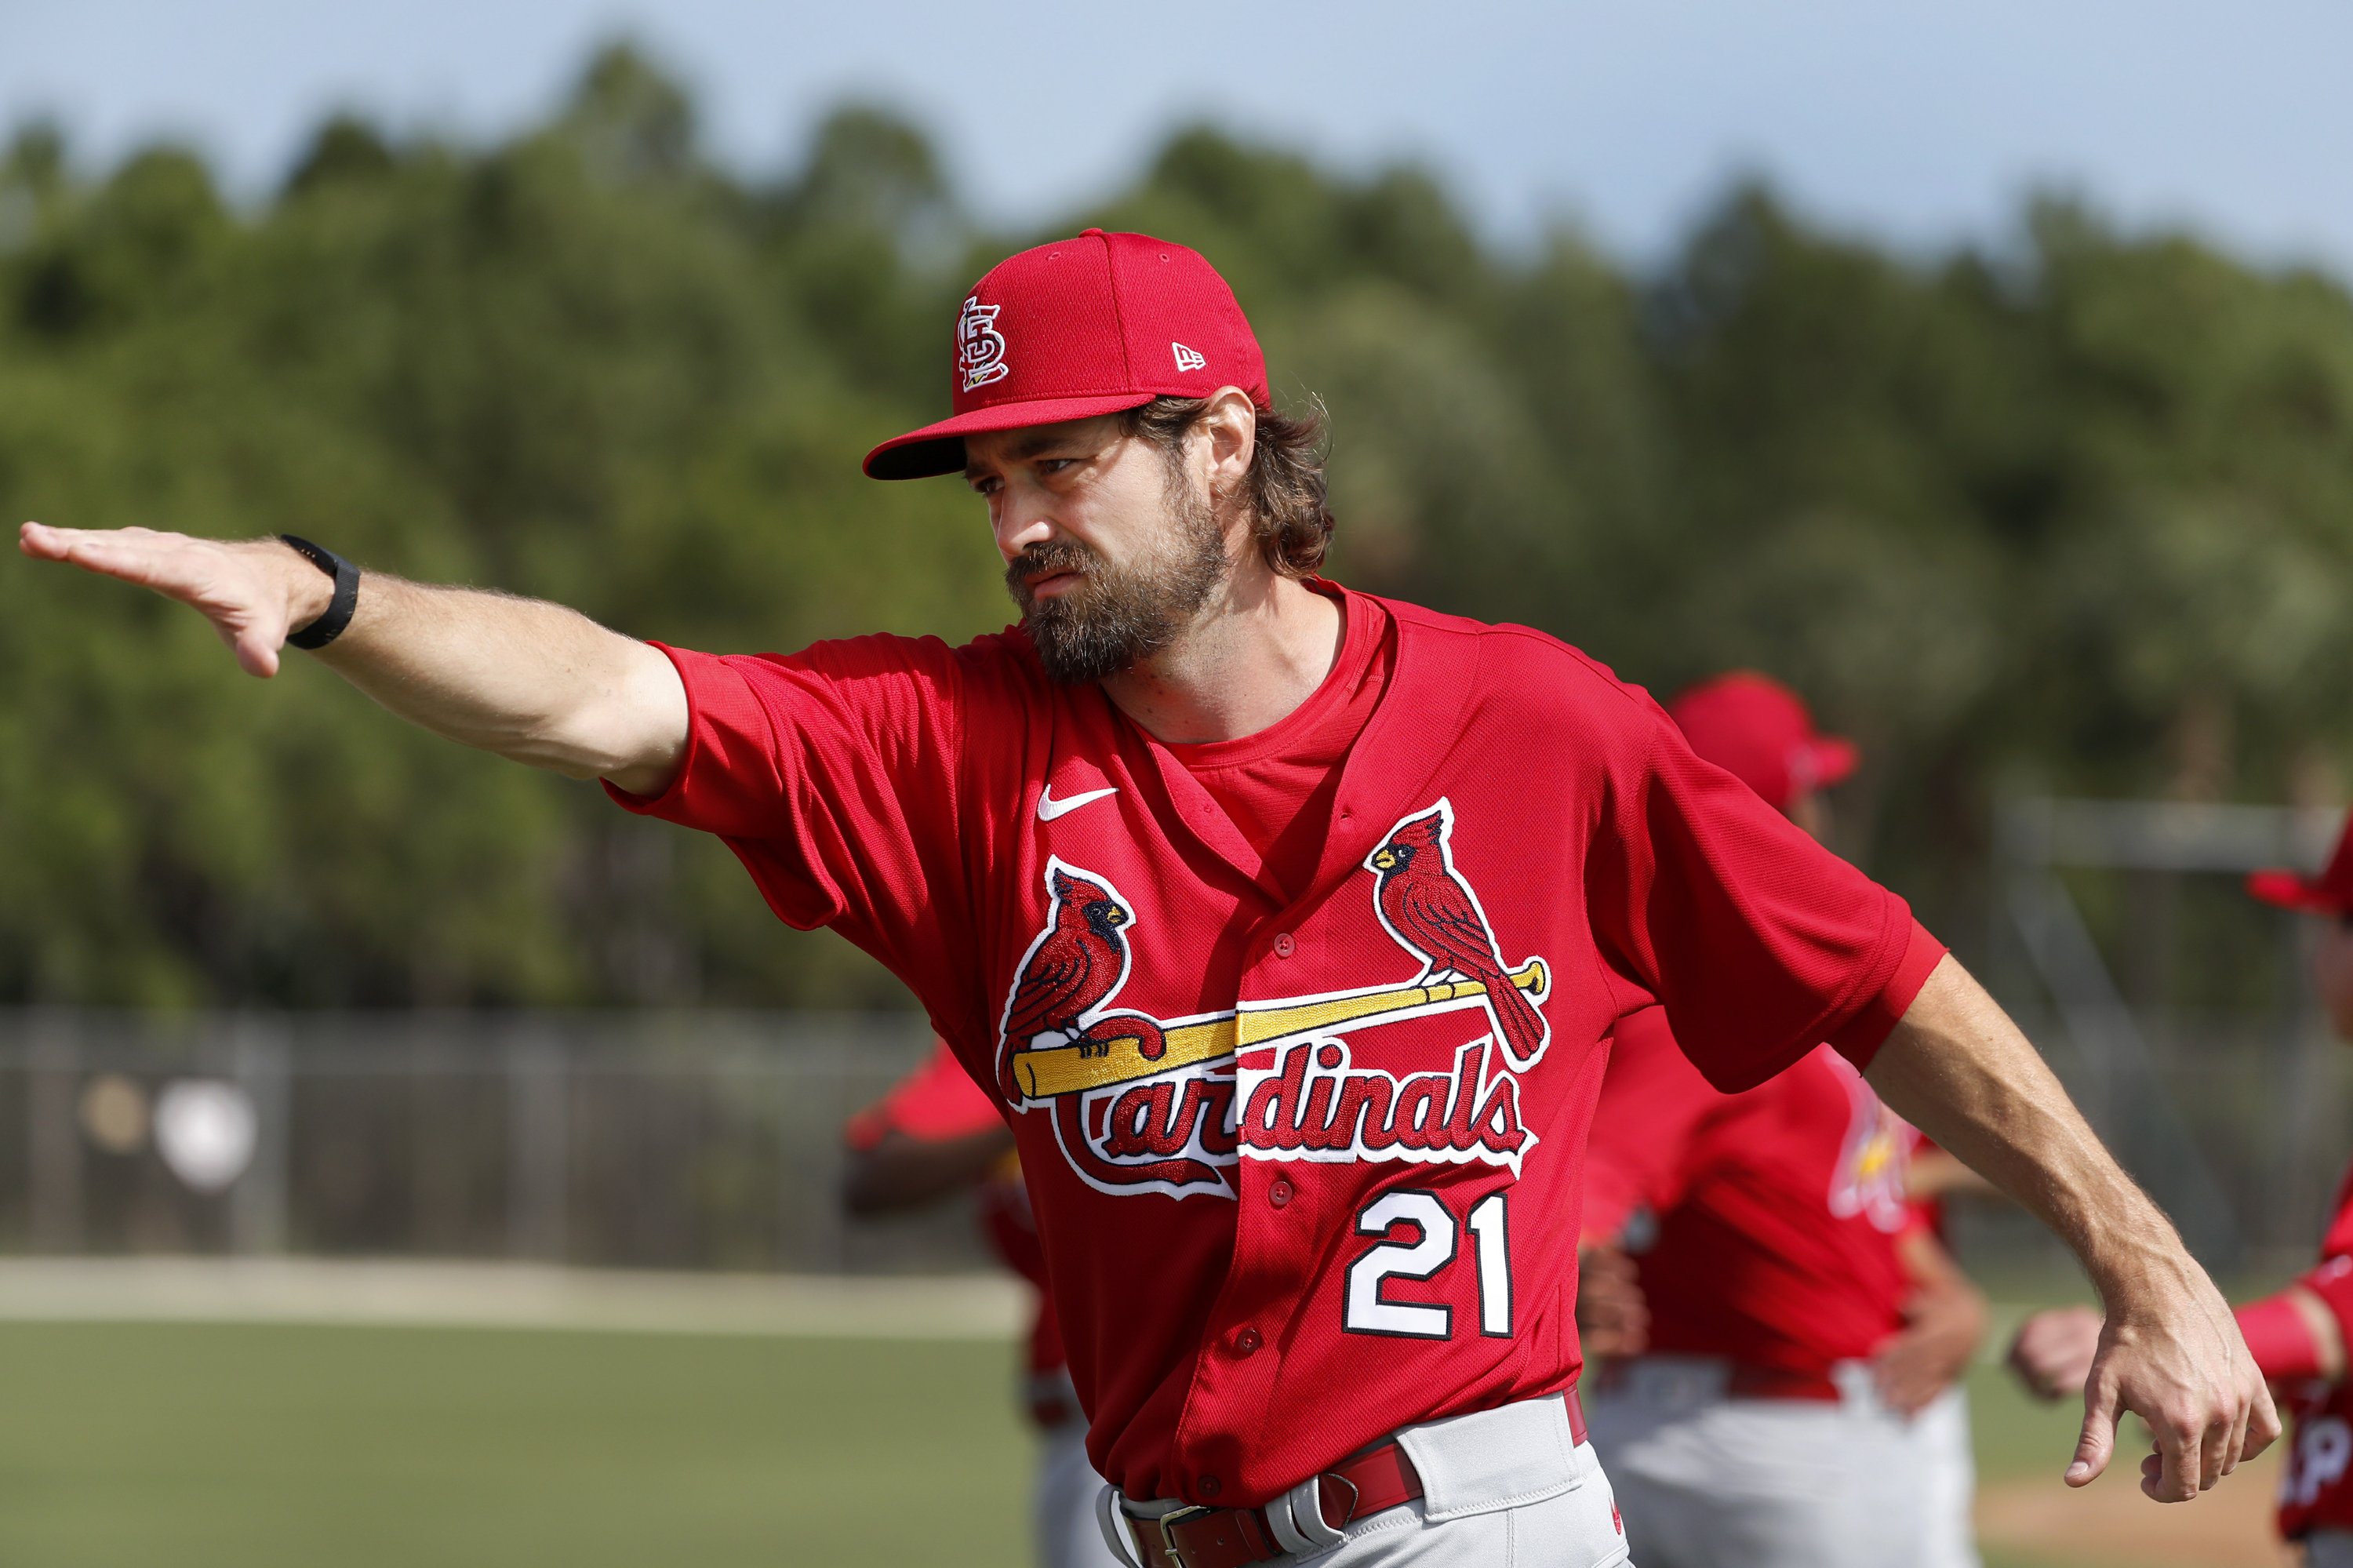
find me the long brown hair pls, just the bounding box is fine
[1121,396,1334,578]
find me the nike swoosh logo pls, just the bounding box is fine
[1038,784,1118,821]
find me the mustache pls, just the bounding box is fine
[1006,540,1097,595]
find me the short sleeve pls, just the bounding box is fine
[605,635,987,1012]
[1825,921,1948,1071]
[1585,697,1922,1093]
[1580,1006,1722,1239]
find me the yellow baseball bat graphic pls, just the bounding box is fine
[1009,959,1547,1101]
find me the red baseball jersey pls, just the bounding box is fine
[1583,1006,1937,1378]
[845,1041,1070,1395]
[610,581,1933,1507]
[2276,1155,2353,1539]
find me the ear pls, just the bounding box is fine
[1196,387,1258,502]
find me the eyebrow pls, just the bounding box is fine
[965,428,1085,480]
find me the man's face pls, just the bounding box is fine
[2314,915,2353,1040]
[965,413,1230,685]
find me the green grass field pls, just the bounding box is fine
[0,1322,1032,1568]
[0,1319,2284,1568]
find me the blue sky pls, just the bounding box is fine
[5,1,2350,274]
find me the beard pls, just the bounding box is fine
[1006,470,1231,685]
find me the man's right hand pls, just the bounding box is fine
[20,524,329,678]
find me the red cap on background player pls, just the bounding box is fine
[863,229,1271,480]
[2248,813,2353,917]
[1667,671,1858,810]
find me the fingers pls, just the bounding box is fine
[2220,1355,2269,1478]
[22,523,294,678]
[1878,1374,1933,1419]
[2148,1421,2201,1501]
[2246,1382,2283,1460]
[2141,1398,2214,1502]
[232,625,282,680]
[19,522,181,588]
[2068,1372,2119,1487]
[2198,1404,2234,1490]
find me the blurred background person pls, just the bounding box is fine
[1902,1134,1998,1568]
[2009,813,2353,1567]
[1579,672,1988,1568]
[843,1038,1118,1568]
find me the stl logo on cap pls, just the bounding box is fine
[957,297,1010,392]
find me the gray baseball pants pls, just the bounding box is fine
[1910,1384,1982,1568]
[1587,1356,1927,1568]
[1041,1413,1126,1568]
[2308,1530,2353,1566]
[1099,1392,1634,1566]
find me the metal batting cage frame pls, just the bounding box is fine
[1992,796,2344,1269]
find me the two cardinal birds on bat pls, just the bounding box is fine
[998,808,1546,1101]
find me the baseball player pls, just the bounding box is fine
[2009,809,2353,1565]
[1577,672,1988,1568]
[844,1039,1120,1568]
[1904,1137,1997,1568]
[21,227,2271,1568]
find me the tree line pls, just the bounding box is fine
[4,45,2349,1013]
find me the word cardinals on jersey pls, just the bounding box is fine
[609,583,1943,1507]
[994,800,1552,1202]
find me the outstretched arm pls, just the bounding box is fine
[19,524,686,795]
[1864,955,2278,1501]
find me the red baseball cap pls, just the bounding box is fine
[1667,671,1859,810]
[863,229,1270,481]
[2248,813,2353,917]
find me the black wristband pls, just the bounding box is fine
[280,534,360,650]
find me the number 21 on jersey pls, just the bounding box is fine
[1344,1189,1511,1340]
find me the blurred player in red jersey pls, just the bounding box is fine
[1580,673,1989,1568]
[2011,811,2353,1566]
[1904,1133,1999,1568]
[27,227,2275,1568]
[844,1039,1119,1568]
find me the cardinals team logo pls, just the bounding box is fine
[1366,802,1550,1071]
[997,802,1551,1199]
[958,297,1010,391]
[1828,1061,1914,1231]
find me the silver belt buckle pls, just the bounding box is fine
[1155,1504,1217,1566]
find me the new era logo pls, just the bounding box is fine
[1171,342,1207,373]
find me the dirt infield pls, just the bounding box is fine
[1977,1446,2292,1568]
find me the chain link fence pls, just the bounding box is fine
[0,1010,992,1274]
[0,997,2344,1280]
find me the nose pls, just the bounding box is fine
[991,490,1059,562]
